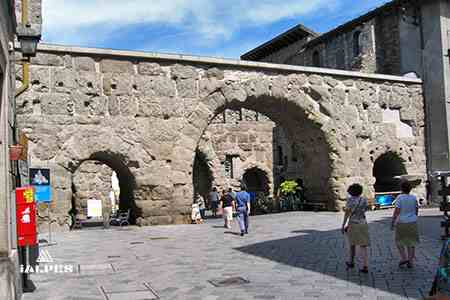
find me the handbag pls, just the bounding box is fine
[345,197,362,233]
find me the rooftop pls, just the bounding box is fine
[241,0,404,61]
[240,24,318,61]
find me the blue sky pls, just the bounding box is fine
[42,0,392,59]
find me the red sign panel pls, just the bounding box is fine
[16,187,37,247]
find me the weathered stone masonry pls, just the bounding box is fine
[16,44,426,226]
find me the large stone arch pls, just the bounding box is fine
[188,76,339,210]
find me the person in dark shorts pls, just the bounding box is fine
[209,187,220,217]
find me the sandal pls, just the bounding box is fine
[359,267,369,274]
[398,260,409,267]
[345,262,355,269]
[407,261,413,269]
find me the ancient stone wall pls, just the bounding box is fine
[72,161,113,216]
[16,45,426,226]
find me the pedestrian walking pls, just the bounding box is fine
[197,194,206,220]
[209,187,220,217]
[220,189,236,229]
[426,180,432,205]
[391,180,420,268]
[341,183,370,273]
[236,184,251,236]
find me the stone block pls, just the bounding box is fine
[29,66,50,92]
[138,62,164,76]
[52,68,77,93]
[103,73,133,96]
[63,55,73,69]
[150,216,173,225]
[244,78,270,99]
[171,64,198,80]
[138,97,184,118]
[118,95,138,116]
[108,95,120,116]
[76,71,102,96]
[308,74,323,85]
[100,59,134,74]
[74,56,96,72]
[30,52,64,66]
[222,83,246,103]
[177,78,197,98]
[41,93,74,115]
[199,78,223,98]
[205,68,224,80]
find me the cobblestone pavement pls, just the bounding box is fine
[23,209,443,300]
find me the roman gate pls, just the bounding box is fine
[16,44,426,227]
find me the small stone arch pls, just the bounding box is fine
[70,151,138,223]
[242,166,271,195]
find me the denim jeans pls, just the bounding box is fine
[237,206,249,233]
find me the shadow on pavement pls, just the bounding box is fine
[235,215,442,299]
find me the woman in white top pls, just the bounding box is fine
[391,180,420,268]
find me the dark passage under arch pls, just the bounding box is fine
[373,151,407,193]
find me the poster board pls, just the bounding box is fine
[87,199,102,218]
[29,168,51,203]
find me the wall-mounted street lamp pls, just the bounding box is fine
[16,24,41,58]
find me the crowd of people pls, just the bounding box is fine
[192,184,251,236]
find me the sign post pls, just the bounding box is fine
[29,168,55,246]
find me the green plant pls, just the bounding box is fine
[280,180,298,194]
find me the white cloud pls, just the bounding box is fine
[42,0,336,47]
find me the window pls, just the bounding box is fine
[353,31,361,57]
[224,155,233,178]
[291,143,298,162]
[277,146,284,166]
[336,49,345,70]
[312,50,320,67]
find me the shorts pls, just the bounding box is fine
[395,222,419,247]
[223,207,233,221]
[347,223,370,246]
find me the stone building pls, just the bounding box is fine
[242,0,450,198]
[0,2,20,298]
[0,0,42,298]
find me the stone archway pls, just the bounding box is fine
[17,48,426,225]
[70,151,137,223]
[192,78,338,210]
[242,167,270,194]
[373,151,407,193]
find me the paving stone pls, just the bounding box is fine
[23,209,441,300]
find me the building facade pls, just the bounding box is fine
[0,1,20,299]
[242,0,450,198]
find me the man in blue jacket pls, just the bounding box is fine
[236,183,251,236]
